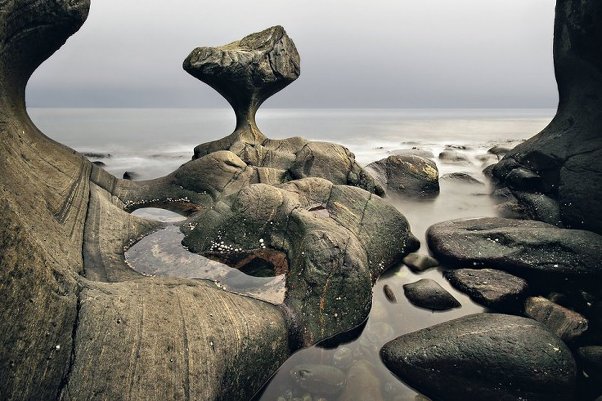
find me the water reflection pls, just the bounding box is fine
[126,209,286,304]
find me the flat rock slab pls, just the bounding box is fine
[427,217,602,279]
[403,278,460,311]
[525,296,589,342]
[444,268,528,310]
[380,313,577,401]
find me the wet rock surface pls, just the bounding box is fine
[491,0,602,234]
[441,172,485,185]
[381,313,577,401]
[403,279,461,311]
[366,155,439,198]
[445,268,528,310]
[525,296,589,342]
[0,13,416,401]
[427,217,602,280]
[181,177,418,345]
[402,253,439,273]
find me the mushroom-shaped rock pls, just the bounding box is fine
[184,26,300,144]
[180,27,384,195]
[380,313,577,401]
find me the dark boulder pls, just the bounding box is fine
[366,155,439,198]
[402,279,461,311]
[444,268,528,310]
[491,0,602,234]
[577,346,602,379]
[427,217,602,280]
[380,313,577,401]
[438,150,470,164]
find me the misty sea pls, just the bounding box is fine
[29,107,556,400]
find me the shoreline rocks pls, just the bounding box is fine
[403,279,461,311]
[427,217,602,280]
[366,155,439,198]
[445,268,528,310]
[490,0,602,235]
[381,313,577,401]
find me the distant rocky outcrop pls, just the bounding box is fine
[0,8,417,401]
[492,0,602,234]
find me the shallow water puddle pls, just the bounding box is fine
[126,209,286,304]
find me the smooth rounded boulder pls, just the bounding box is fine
[380,313,577,401]
[427,217,602,280]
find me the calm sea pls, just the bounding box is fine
[29,108,554,180]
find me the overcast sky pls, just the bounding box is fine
[27,0,557,108]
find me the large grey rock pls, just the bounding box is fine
[427,217,602,280]
[492,0,602,234]
[380,313,577,401]
[444,268,528,310]
[403,279,461,311]
[366,155,439,198]
[525,296,589,342]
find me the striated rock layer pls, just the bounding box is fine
[0,6,417,401]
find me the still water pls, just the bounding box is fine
[30,107,554,401]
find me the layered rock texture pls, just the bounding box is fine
[492,0,602,234]
[0,7,417,401]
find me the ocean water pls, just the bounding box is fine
[29,108,554,180]
[29,108,555,401]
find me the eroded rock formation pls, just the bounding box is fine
[0,6,416,401]
[492,0,602,234]
[183,26,384,195]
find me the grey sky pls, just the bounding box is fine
[27,0,557,108]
